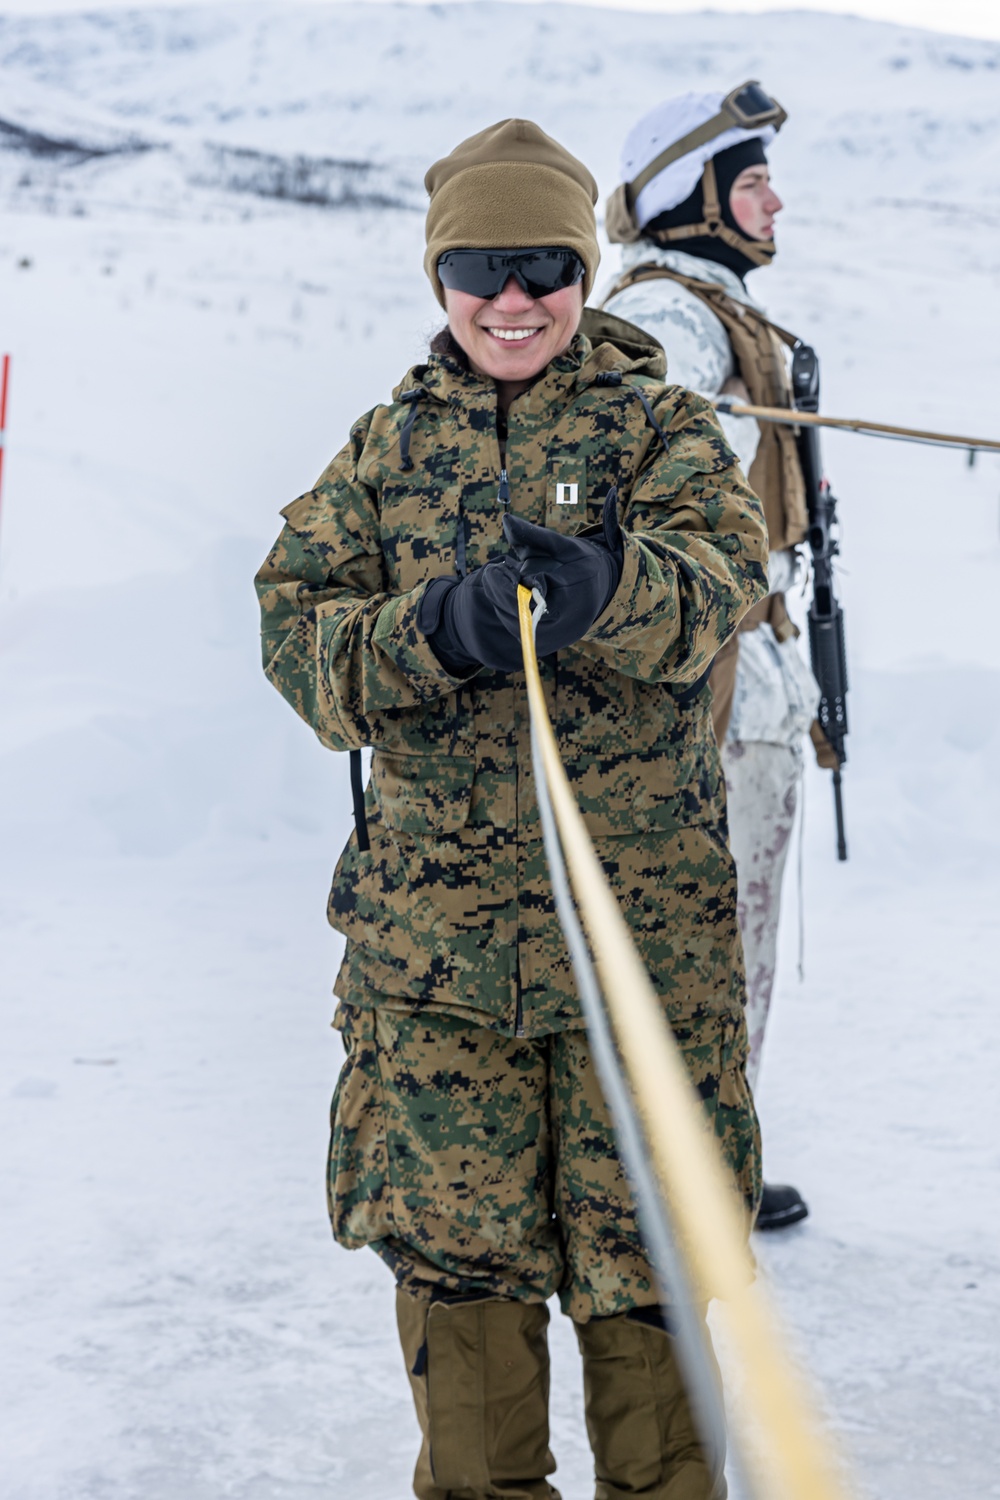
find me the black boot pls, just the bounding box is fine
[755,1182,809,1230]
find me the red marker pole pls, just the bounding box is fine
[0,354,9,529]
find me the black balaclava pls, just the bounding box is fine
[645,137,772,280]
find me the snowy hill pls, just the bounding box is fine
[1,6,999,1499]
[2,4,1000,231]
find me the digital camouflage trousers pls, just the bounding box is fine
[328,1004,761,1321]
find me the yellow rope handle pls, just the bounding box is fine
[714,397,1000,453]
[516,584,855,1500]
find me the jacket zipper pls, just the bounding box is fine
[500,408,524,1032]
[497,410,511,509]
[497,406,522,1032]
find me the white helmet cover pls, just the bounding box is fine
[621,91,778,234]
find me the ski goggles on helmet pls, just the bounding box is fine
[437,247,586,301]
[606,80,786,244]
[720,81,786,132]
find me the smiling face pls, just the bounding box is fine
[729,163,784,242]
[444,276,584,404]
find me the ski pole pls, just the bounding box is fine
[714,395,1000,454]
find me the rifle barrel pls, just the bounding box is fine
[833,770,847,863]
[715,399,1000,454]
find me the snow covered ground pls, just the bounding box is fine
[1,5,999,1496]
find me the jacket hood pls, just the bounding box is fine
[578,306,667,380]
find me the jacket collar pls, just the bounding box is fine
[393,333,611,416]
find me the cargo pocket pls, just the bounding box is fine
[569,748,725,838]
[327,1006,396,1249]
[371,751,473,835]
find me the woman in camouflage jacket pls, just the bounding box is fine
[256,119,768,1500]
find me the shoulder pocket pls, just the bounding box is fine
[372,751,474,835]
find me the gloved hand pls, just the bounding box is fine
[500,492,624,655]
[418,562,523,676]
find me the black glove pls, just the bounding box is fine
[500,493,624,655]
[418,562,523,676]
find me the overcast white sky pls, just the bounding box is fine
[1,0,998,41]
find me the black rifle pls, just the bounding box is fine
[790,344,849,861]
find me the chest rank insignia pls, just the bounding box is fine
[555,482,579,506]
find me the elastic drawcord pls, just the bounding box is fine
[349,749,370,853]
[631,385,672,456]
[669,663,713,707]
[398,390,422,472]
[597,369,671,457]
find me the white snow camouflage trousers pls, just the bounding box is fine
[722,740,801,1091]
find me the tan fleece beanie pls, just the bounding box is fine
[424,118,600,306]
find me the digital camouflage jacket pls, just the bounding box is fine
[256,326,768,1038]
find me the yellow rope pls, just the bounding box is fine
[516,584,855,1500]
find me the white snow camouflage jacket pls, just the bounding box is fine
[602,246,819,750]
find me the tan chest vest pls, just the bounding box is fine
[602,264,808,552]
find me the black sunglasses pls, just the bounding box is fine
[437,247,585,301]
